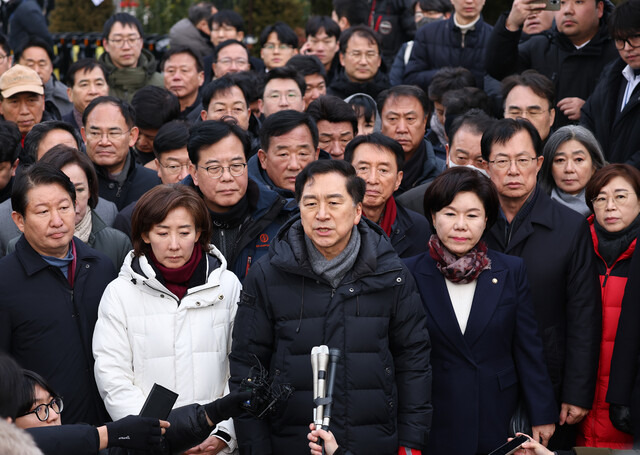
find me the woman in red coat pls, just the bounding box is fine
[577,164,640,448]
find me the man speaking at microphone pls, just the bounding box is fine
[229,159,432,454]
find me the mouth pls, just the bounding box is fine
[450,236,468,242]
[49,231,68,239]
[314,227,333,236]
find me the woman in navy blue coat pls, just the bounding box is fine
[404,167,557,455]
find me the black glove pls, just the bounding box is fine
[609,404,634,435]
[204,390,252,424]
[106,415,163,450]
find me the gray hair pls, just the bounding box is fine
[539,125,607,195]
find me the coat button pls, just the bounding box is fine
[218,295,224,300]
[108,183,115,189]
[160,294,164,298]
[85,264,90,268]
[196,301,201,306]
[349,288,354,292]
[492,278,498,284]
[274,369,280,376]
[396,277,402,283]
[385,367,391,375]
[388,401,394,408]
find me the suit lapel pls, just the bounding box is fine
[463,264,508,347]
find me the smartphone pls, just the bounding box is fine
[488,435,530,455]
[543,0,561,11]
[139,383,179,420]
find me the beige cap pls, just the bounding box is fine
[0,65,44,98]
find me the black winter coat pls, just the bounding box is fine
[404,15,493,90]
[485,11,618,128]
[328,69,390,100]
[484,188,601,410]
[390,202,429,258]
[0,237,116,425]
[581,58,640,167]
[229,217,432,454]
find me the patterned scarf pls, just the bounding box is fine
[428,234,491,283]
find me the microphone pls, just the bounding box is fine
[315,345,329,427]
[322,348,341,430]
[311,346,320,423]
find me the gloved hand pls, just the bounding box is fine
[609,404,634,435]
[204,390,252,424]
[106,415,163,450]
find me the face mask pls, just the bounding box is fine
[448,159,489,178]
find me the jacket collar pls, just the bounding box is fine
[15,235,99,277]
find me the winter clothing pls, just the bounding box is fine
[229,216,432,454]
[386,202,430,258]
[368,0,415,70]
[328,69,390,100]
[99,49,165,103]
[486,8,618,127]
[581,58,640,168]
[8,0,52,52]
[44,76,73,117]
[169,18,214,60]
[396,139,446,194]
[404,248,557,455]
[93,245,241,451]
[0,236,116,425]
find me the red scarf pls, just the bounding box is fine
[149,245,203,301]
[428,235,491,284]
[379,196,398,237]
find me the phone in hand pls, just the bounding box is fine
[488,435,530,455]
[543,0,561,11]
[139,383,178,420]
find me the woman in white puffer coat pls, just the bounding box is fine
[93,184,242,454]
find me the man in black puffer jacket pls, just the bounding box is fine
[229,160,432,455]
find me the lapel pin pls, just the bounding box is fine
[492,278,498,284]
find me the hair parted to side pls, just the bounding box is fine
[585,164,640,213]
[11,162,76,217]
[295,159,365,205]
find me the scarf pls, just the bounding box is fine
[75,208,93,243]
[379,196,397,237]
[149,245,203,300]
[428,234,491,283]
[594,213,640,267]
[551,188,590,217]
[400,141,427,192]
[305,225,361,288]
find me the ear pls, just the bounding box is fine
[10,159,18,177]
[194,230,201,243]
[102,39,110,55]
[339,17,349,30]
[200,109,207,121]
[535,155,544,174]
[11,211,25,233]
[394,170,403,192]
[128,126,139,148]
[190,163,199,186]
[354,202,362,225]
[314,146,320,160]
[549,107,556,129]
[339,52,345,68]
[67,86,73,102]
[237,31,245,41]
[596,0,604,18]
[445,143,450,166]
[258,149,268,169]
[155,159,162,180]
[80,126,87,143]
[197,71,205,87]
[258,98,264,115]
[141,231,151,245]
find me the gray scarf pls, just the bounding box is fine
[304,226,361,288]
[551,188,591,217]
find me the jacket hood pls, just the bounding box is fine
[344,92,382,132]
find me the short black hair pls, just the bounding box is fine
[83,96,137,129]
[346,94,377,124]
[287,55,327,80]
[188,120,251,164]
[0,121,22,164]
[305,15,340,39]
[344,132,405,170]
[188,2,214,26]
[0,33,11,57]
[448,108,495,146]
[501,69,556,109]
[377,84,429,117]
[260,109,319,151]
[15,36,54,64]
[609,0,640,40]
[428,66,476,102]
[339,25,381,54]
[306,95,357,135]
[332,0,369,26]
[153,120,191,159]
[263,66,306,96]
[12,161,76,217]
[66,58,108,87]
[229,71,263,104]
[480,118,542,161]
[160,46,204,73]
[295,158,365,204]
[442,87,491,135]
[209,9,245,33]
[212,39,249,63]
[131,86,180,130]
[260,21,298,48]
[23,120,82,163]
[103,12,144,39]
[414,0,453,14]
[0,353,23,420]
[201,76,249,111]
[423,166,499,232]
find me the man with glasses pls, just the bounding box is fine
[329,25,389,99]
[481,118,601,451]
[99,13,164,103]
[259,22,298,72]
[502,70,556,142]
[210,39,251,81]
[259,66,306,118]
[187,120,294,280]
[582,0,640,167]
[81,96,160,210]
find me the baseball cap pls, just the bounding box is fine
[0,65,44,99]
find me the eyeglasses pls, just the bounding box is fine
[487,157,538,170]
[506,107,549,118]
[107,36,142,47]
[345,51,379,61]
[159,162,191,175]
[266,91,301,101]
[19,397,63,422]
[199,163,247,178]
[592,192,636,209]
[0,54,8,63]
[217,58,249,66]
[85,128,132,142]
[614,34,640,50]
[262,43,293,51]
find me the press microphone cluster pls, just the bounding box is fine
[311,345,341,431]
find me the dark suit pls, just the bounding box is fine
[405,250,557,455]
[485,188,601,449]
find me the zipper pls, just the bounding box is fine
[143,281,179,304]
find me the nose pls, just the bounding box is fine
[50,209,64,227]
[219,166,234,181]
[279,94,290,107]
[396,118,409,133]
[453,214,467,230]
[329,140,343,159]
[168,233,180,249]
[564,159,575,173]
[178,166,190,181]
[287,153,301,170]
[316,201,329,220]
[507,159,520,174]
[605,196,617,210]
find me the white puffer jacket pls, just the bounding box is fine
[93,246,241,452]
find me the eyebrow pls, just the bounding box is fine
[203,156,244,164]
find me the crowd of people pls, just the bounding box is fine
[1,0,640,454]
